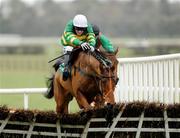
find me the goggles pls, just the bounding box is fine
[75,27,86,31]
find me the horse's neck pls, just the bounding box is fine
[74,52,101,74]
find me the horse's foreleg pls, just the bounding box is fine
[75,90,92,111]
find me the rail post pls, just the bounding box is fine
[24,93,29,110]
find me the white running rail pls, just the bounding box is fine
[114,53,180,104]
[0,53,180,109]
[0,88,47,109]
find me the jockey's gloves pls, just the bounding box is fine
[80,42,91,51]
[90,46,95,52]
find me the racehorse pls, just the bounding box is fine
[45,48,119,115]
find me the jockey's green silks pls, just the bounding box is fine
[97,34,114,53]
[60,20,96,47]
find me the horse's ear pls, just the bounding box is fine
[114,48,119,55]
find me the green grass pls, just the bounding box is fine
[0,71,79,112]
[0,71,48,88]
[0,94,79,113]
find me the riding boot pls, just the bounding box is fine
[63,53,70,81]
[53,59,62,72]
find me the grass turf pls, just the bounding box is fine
[0,71,79,112]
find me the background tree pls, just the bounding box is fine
[0,0,180,38]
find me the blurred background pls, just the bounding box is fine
[0,0,180,110]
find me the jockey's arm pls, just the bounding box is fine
[86,23,96,47]
[87,32,96,47]
[61,32,83,47]
[61,20,83,47]
[100,34,114,53]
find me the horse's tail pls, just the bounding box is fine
[44,75,54,99]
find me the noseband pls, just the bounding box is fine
[95,71,119,95]
[74,65,117,96]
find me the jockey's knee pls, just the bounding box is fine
[63,46,73,53]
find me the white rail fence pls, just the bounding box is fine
[0,88,47,109]
[0,53,180,109]
[115,53,180,104]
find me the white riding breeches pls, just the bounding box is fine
[63,46,73,65]
[63,46,73,54]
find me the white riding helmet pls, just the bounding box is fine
[73,14,88,28]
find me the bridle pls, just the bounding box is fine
[95,69,118,95]
[73,50,118,95]
[74,65,117,95]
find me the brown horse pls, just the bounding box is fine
[45,48,119,114]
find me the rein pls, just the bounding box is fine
[90,51,112,68]
[74,66,115,80]
[74,65,115,95]
[73,50,116,80]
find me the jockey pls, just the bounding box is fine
[92,24,114,53]
[60,14,96,81]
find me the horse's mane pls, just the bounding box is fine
[70,48,117,68]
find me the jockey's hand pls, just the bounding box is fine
[80,42,91,51]
[90,46,95,52]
